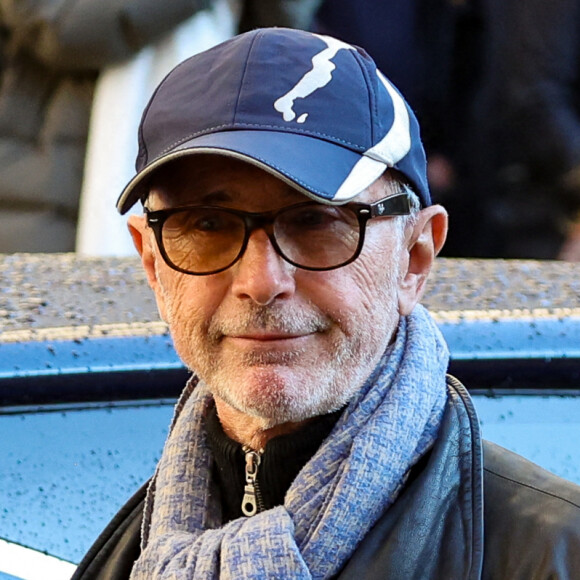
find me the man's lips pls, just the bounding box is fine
[221,330,315,349]
[226,331,311,342]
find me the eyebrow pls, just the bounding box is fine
[150,188,231,209]
[198,185,303,205]
[198,190,231,204]
[153,181,305,209]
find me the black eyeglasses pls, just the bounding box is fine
[145,189,412,276]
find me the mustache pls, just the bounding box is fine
[207,303,333,339]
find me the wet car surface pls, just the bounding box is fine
[1,253,579,576]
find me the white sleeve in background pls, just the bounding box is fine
[76,0,240,256]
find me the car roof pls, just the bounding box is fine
[1,254,579,404]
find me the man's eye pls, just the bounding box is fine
[182,210,233,233]
[193,215,226,231]
[292,208,339,228]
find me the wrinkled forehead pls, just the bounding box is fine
[145,154,399,210]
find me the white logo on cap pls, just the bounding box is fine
[274,34,355,124]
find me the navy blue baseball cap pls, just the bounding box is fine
[117,27,431,214]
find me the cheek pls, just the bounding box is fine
[346,264,400,333]
[349,236,404,304]
[157,271,226,343]
[298,255,400,331]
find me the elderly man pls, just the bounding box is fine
[73,28,580,579]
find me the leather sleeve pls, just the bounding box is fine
[482,441,580,579]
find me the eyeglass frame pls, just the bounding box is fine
[145,187,414,276]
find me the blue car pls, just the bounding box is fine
[1,253,579,579]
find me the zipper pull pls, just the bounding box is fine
[242,446,263,517]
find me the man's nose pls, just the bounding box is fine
[230,229,296,305]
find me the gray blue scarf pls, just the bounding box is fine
[131,305,449,579]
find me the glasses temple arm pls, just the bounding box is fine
[371,191,412,217]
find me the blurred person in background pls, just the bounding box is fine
[464,0,580,260]
[0,0,322,254]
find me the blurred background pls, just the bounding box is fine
[1,0,580,261]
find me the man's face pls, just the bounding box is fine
[133,156,413,426]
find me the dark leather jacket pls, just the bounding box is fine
[73,378,580,579]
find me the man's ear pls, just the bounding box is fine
[397,205,448,316]
[127,215,169,321]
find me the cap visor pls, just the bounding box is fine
[117,130,387,213]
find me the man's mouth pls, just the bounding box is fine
[228,330,309,341]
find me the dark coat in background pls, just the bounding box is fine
[460,0,580,258]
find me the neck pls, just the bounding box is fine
[214,396,312,450]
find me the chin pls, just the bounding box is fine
[214,366,353,425]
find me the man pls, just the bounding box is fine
[73,28,580,579]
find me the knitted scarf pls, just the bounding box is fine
[131,304,449,579]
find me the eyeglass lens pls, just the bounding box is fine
[160,205,361,273]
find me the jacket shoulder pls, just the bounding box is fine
[484,439,580,506]
[482,440,580,579]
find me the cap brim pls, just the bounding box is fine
[117,130,387,214]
